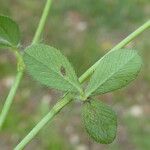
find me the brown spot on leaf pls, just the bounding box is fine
[60,66,66,76]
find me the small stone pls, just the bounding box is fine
[76,144,88,150]
[70,134,80,145]
[129,105,143,117]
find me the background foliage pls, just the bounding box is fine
[0,0,150,150]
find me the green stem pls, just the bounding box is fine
[14,20,150,150]
[32,0,52,44]
[0,49,24,130]
[0,0,53,130]
[14,94,73,150]
[79,20,150,82]
[0,71,23,130]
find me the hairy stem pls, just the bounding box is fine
[0,0,53,130]
[15,20,150,150]
[14,94,73,150]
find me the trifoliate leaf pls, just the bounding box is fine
[85,49,142,96]
[0,15,20,48]
[24,44,82,93]
[82,99,117,144]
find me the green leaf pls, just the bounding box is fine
[85,49,142,96]
[82,99,117,144]
[0,15,20,48]
[24,44,82,93]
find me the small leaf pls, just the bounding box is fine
[24,44,82,93]
[85,49,142,96]
[82,99,117,144]
[0,15,20,48]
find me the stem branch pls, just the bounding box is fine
[15,20,150,150]
[79,20,150,82]
[0,0,53,130]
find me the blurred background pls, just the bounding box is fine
[0,0,150,150]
